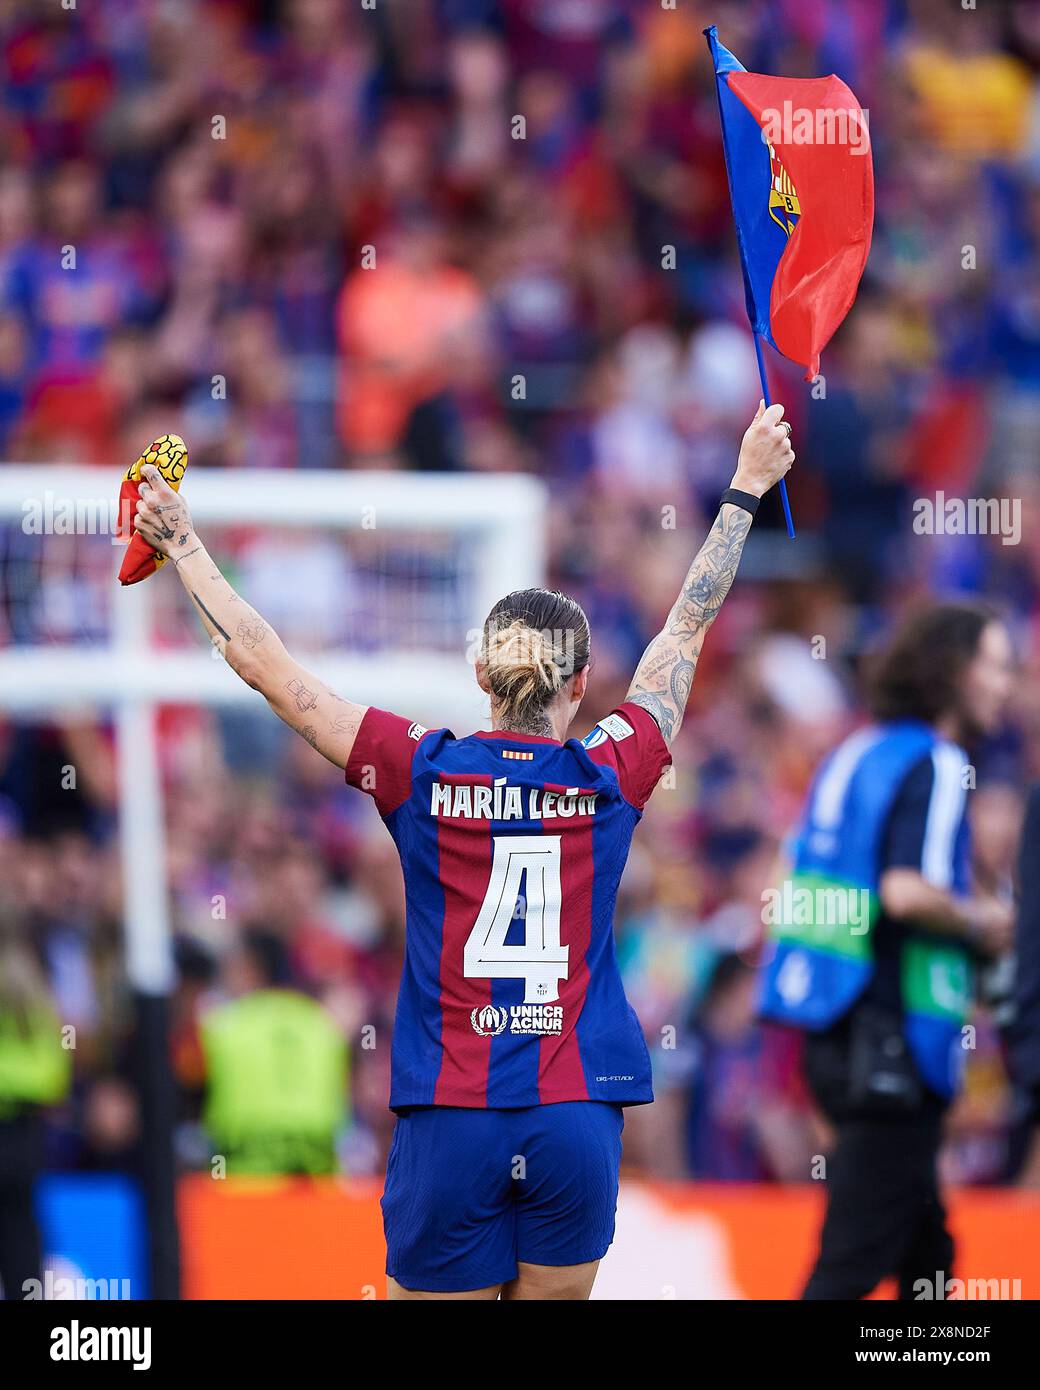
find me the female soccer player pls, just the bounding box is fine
[133,401,794,1300]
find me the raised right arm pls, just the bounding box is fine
[133,463,366,769]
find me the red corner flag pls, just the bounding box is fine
[116,434,189,586]
[705,26,874,382]
[706,26,874,537]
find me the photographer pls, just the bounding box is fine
[759,603,1015,1299]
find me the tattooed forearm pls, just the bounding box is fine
[236,617,268,649]
[172,537,368,770]
[626,504,753,744]
[668,506,752,637]
[189,590,230,644]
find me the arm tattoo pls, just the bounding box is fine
[236,617,268,649]
[331,710,361,737]
[626,505,752,744]
[627,690,676,742]
[668,506,752,638]
[285,677,318,713]
[189,590,230,643]
[670,656,695,709]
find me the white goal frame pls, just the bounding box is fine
[0,466,547,992]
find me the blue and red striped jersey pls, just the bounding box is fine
[345,702,671,1110]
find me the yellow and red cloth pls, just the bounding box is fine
[116,433,188,586]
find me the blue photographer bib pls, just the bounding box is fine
[758,722,974,1100]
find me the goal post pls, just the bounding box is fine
[0,467,547,720]
[0,464,548,1298]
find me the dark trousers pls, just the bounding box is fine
[802,1021,954,1301]
[0,1114,43,1300]
[802,1109,953,1300]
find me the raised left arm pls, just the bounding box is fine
[132,463,367,769]
[626,401,793,744]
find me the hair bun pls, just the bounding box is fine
[484,619,564,719]
[480,589,591,728]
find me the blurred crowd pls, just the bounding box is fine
[3,0,1040,1187]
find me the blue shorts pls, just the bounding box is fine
[382,1101,624,1293]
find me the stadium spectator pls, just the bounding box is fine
[0,912,71,1299]
[199,929,349,1176]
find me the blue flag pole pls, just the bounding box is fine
[704,24,796,539]
[753,333,796,539]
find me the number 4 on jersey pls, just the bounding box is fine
[464,835,569,1004]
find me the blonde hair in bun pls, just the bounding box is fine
[480,589,591,728]
[484,619,565,724]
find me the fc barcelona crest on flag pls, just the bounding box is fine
[767,144,801,237]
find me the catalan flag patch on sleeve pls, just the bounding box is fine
[502,749,535,761]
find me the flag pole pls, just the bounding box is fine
[753,333,796,539]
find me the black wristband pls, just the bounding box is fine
[720,487,760,517]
